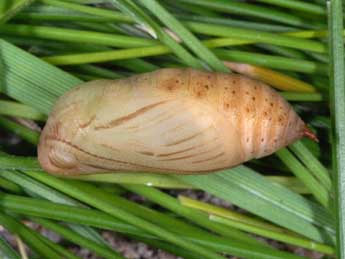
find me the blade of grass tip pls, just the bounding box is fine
[179,166,335,244]
[138,0,229,72]
[0,100,46,121]
[0,235,21,259]
[0,212,62,259]
[20,171,229,259]
[224,62,317,92]
[111,0,202,68]
[210,215,334,254]
[0,116,40,145]
[328,0,345,258]
[34,218,125,259]
[122,184,262,246]
[276,148,330,208]
[289,141,332,191]
[72,172,193,189]
[0,0,35,23]
[0,193,312,259]
[255,0,325,15]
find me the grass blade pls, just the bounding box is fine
[122,184,261,245]
[0,0,35,23]
[0,24,158,48]
[179,166,335,244]
[328,0,345,257]
[0,212,62,259]
[176,0,314,28]
[111,0,202,68]
[289,141,332,191]
[34,218,125,259]
[276,148,330,207]
[138,0,229,72]
[210,215,334,254]
[0,192,311,259]
[0,235,21,259]
[0,116,40,145]
[0,100,46,121]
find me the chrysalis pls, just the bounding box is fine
[38,68,315,175]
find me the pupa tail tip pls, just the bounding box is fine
[303,125,319,143]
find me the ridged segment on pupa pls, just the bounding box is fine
[38,68,311,175]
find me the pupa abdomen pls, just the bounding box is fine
[38,68,308,175]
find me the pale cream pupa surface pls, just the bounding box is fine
[38,68,313,175]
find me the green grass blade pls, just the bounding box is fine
[34,218,125,259]
[0,100,46,121]
[210,215,334,254]
[73,172,193,188]
[42,46,327,75]
[0,116,40,145]
[215,49,328,75]
[0,24,158,48]
[175,0,310,27]
[0,39,82,114]
[0,235,21,259]
[0,155,41,171]
[0,192,312,259]
[20,171,229,259]
[280,92,323,102]
[34,232,82,259]
[39,0,132,22]
[289,141,332,191]
[0,212,62,259]
[179,166,335,244]
[255,0,325,15]
[328,0,345,257]
[112,0,202,68]
[276,148,330,207]
[0,176,23,193]
[185,22,326,53]
[138,0,229,72]
[122,184,261,245]
[0,0,35,23]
